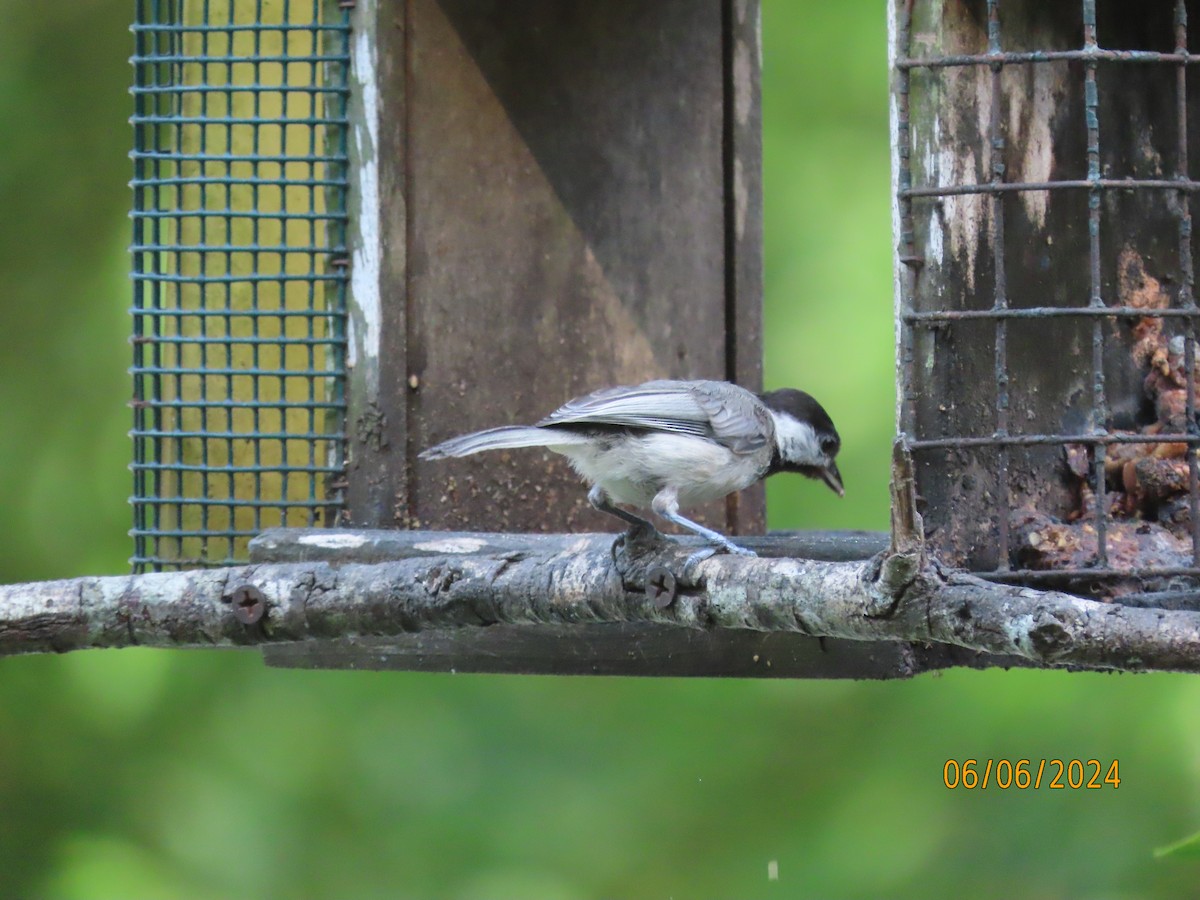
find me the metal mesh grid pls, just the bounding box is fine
[895,0,1200,588]
[130,0,350,572]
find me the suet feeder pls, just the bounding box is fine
[894,0,1200,598]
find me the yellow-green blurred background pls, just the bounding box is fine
[2,2,1199,897]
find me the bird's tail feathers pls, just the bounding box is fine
[419,426,587,459]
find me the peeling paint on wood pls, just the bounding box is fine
[297,533,368,549]
[347,10,381,375]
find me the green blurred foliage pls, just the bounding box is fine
[1,1,1199,898]
[1156,829,1200,860]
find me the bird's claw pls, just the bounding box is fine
[682,546,718,579]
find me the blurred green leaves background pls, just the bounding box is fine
[1,1,1199,897]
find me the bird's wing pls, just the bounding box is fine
[538,380,772,454]
[687,381,774,454]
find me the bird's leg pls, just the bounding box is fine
[588,485,662,557]
[588,484,657,532]
[650,489,757,573]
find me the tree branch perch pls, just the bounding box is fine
[1,527,1198,674]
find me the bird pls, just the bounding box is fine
[419,379,843,558]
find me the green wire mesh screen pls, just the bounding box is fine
[130,0,350,572]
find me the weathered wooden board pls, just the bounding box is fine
[262,625,1026,679]
[249,526,1030,679]
[249,528,1021,679]
[344,0,764,536]
[248,527,890,564]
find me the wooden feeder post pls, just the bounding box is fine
[340,0,766,536]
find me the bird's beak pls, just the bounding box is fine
[820,462,844,497]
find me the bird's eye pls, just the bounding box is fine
[821,437,838,455]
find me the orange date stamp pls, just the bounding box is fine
[943,758,1120,790]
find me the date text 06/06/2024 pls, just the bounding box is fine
[943,759,1120,790]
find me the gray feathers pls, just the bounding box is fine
[689,381,773,455]
[419,425,590,459]
[534,379,771,454]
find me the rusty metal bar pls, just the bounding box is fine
[987,0,1010,570]
[1084,0,1108,568]
[895,0,919,435]
[1174,0,1200,567]
[905,306,1200,322]
[911,432,1200,450]
[903,178,1200,198]
[897,47,1200,70]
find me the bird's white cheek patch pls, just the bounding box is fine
[772,414,821,465]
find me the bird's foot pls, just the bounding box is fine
[723,541,757,558]
[610,520,666,563]
[682,540,756,581]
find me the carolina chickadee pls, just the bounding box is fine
[419,379,843,557]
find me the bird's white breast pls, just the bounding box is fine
[552,433,768,509]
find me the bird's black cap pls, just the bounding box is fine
[758,388,840,451]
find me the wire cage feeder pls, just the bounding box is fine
[130,0,351,572]
[895,0,1200,598]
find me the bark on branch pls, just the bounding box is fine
[2,527,1198,673]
